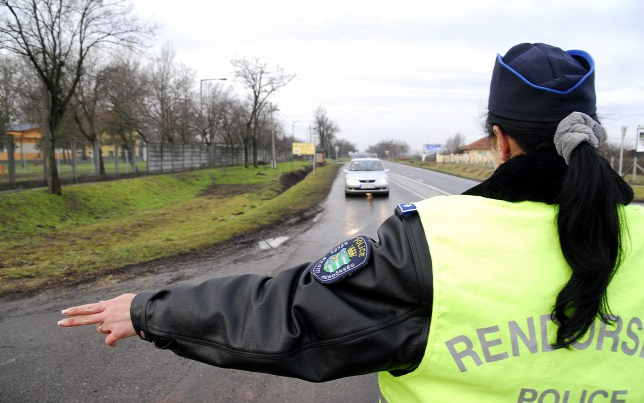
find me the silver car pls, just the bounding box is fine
[344,158,389,197]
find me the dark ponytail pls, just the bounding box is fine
[486,113,631,349]
[553,141,630,348]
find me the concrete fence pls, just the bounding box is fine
[436,153,494,167]
[0,135,290,191]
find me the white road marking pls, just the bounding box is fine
[258,236,290,250]
[388,172,452,198]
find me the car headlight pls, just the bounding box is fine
[345,178,360,186]
[376,178,388,185]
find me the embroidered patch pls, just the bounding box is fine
[310,236,372,284]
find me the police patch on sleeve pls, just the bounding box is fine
[310,236,372,284]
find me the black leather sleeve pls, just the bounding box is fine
[130,212,433,382]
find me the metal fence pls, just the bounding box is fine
[0,135,290,191]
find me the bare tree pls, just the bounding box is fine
[0,54,41,131]
[312,106,340,158]
[70,58,110,174]
[0,54,16,157]
[442,132,466,154]
[144,43,196,144]
[367,139,409,159]
[231,57,295,168]
[7,55,42,124]
[333,138,358,159]
[103,53,150,145]
[220,97,249,147]
[145,43,177,144]
[173,66,196,144]
[0,54,19,132]
[200,83,235,145]
[255,106,273,150]
[0,0,154,194]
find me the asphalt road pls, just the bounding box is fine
[0,162,476,403]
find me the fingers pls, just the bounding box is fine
[58,311,105,328]
[105,333,120,347]
[61,301,106,317]
[58,294,138,347]
[101,318,137,347]
[58,300,106,328]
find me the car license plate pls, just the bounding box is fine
[360,184,375,189]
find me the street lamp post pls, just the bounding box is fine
[292,120,299,137]
[271,107,280,169]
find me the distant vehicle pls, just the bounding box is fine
[343,158,389,197]
[351,152,370,159]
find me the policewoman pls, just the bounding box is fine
[59,43,644,402]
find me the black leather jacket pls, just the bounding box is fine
[131,208,433,382]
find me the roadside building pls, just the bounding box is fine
[437,137,493,166]
[461,137,493,163]
[1,124,145,163]
[1,123,44,162]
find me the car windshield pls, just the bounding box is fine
[349,160,384,171]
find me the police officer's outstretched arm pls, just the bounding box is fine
[59,213,432,382]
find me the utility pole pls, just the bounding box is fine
[619,126,627,175]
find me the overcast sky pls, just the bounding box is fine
[131,0,644,153]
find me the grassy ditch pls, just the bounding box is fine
[0,162,342,297]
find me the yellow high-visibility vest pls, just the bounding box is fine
[379,196,644,403]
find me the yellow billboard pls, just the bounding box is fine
[292,142,315,155]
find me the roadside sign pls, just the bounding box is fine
[423,144,441,153]
[637,126,644,153]
[293,142,315,155]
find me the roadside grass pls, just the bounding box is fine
[0,162,342,297]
